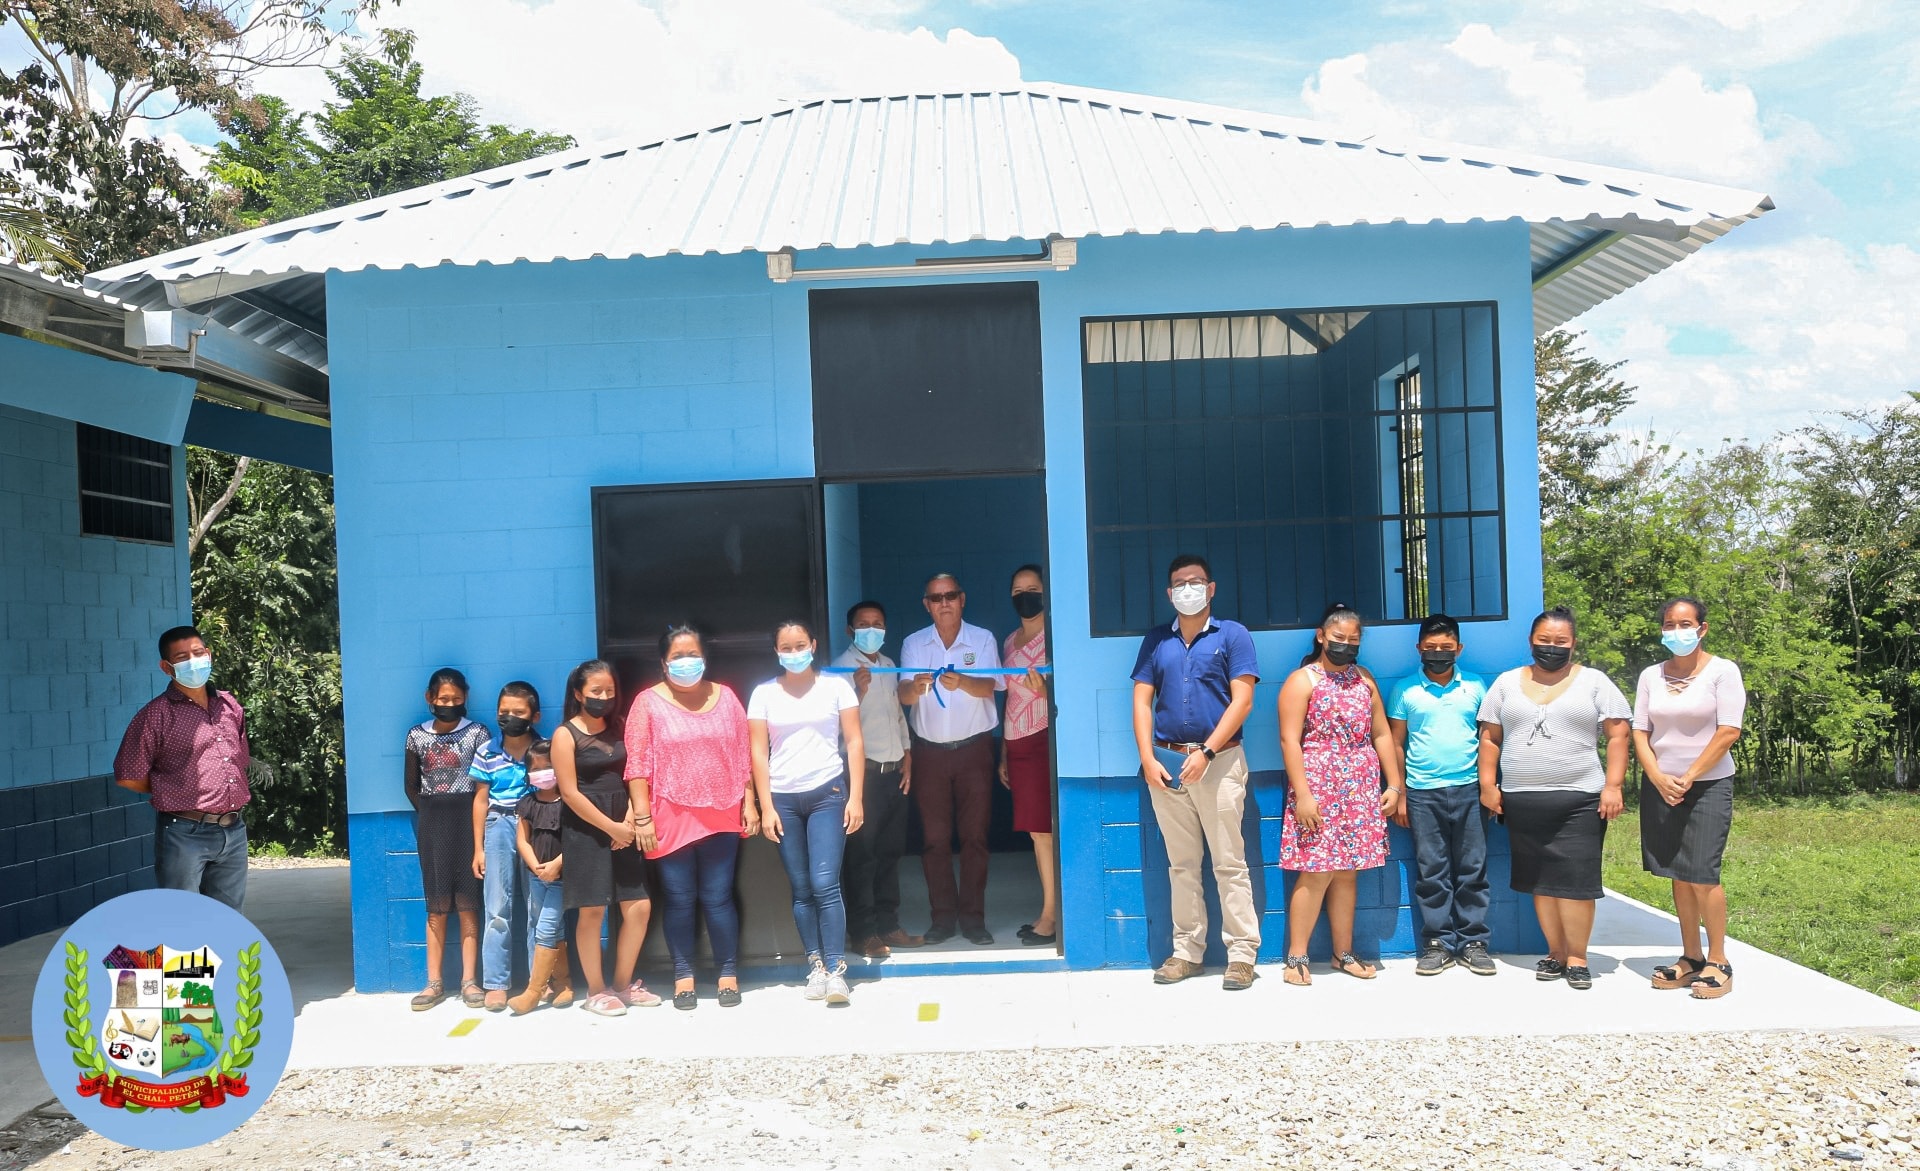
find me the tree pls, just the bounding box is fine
[1792,396,1920,787]
[210,28,574,228]
[1535,328,1639,524]
[187,448,345,851]
[0,2,388,266]
[0,170,79,269]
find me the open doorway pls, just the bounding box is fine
[823,474,1056,964]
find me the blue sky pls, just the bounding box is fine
[8,0,1916,445]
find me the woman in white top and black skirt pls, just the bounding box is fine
[1477,608,1631,990]
[1632,596,1745,999]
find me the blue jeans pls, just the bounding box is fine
[154,815,248,910]
[655,832,742,980]
[771,778,849,968]
[527,871,565,948]
[481,809,526,990]
[1406,783,1491,951]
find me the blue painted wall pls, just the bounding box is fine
[328,221,1550,990]
[0,332,195,445]
[0,401,183,943]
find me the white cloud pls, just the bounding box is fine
[1581,236,1920,444]
[260,0,1021,145]
[1295,2,1919,444]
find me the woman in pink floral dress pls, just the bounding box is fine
[1277,605,1407,986]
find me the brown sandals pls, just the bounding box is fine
[1651,956,1707,990]
[1689,962,1733,999]
[410,980,446,1011]
[1282,955,1312,985]
[1331,951,1378,980]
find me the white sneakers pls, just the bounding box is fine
[804,958,852,1004]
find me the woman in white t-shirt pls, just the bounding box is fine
[1632,596,1746,999]
[749,618,866,1005]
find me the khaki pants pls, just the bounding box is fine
[1147,745,1260,964]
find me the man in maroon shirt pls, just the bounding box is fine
[113,625,253,909]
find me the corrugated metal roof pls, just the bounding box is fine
[89,83,1771,332]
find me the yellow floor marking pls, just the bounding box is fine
[448,1018,482,1037]
[917,1003,939,1022]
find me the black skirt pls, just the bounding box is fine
[415,794,483,915]
[562,782,651,910]
[1504,789,1607,899]
[1640,776,1733,884]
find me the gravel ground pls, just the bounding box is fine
[11,1030,1919,1169]
[245,856,349,870]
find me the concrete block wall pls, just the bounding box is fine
[0,403,184,945]
[328,254,815,992]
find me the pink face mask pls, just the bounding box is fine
[528,768,557,791]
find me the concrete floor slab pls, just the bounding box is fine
[4,864,1916,1128]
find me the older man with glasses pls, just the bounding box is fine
[900,572,1005,945]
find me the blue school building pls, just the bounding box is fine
[5,85,1770,991]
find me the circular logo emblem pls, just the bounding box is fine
[30,889,294,1150]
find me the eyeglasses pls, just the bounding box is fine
[1169,579,1210,588]
[925,591,963,604]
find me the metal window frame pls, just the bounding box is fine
[75,423,175,545]
[1078,300,1509,637]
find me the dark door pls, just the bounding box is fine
[591,480,821,697]
[810,281,1044,478]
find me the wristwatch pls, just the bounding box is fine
[1200,745,1217,761]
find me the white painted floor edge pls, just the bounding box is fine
[286,890,1920,1071]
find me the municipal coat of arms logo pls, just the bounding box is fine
[62,939,262,1112]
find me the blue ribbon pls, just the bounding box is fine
[822,664,1051,707]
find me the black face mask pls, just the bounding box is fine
[1530,645,1573,671]
[431,703,466,724]
[581,696,615,719]
[1323,640,1360,667]
[497,715,533,737]
[1420,650,1457,674]
[1011,592,1044,619]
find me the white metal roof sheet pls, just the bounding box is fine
[89,83,1771,331]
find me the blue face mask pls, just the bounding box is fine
[172,655,212,689]
[851,627,885,655]
[665,656,706,684]
[1661,627,1702,656]
[778,649,814,673]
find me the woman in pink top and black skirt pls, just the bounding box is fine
[624,624,757,1011]
[999,564,1057,946]
[1632,596,1745,999]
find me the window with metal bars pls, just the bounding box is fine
[1080,304,1504,636]
[76,423,174,543]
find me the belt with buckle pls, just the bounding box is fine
[160,809,244,827]
[868,759,904,773]
[1154,738,1242,754]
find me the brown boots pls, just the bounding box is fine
[509,945,568,1015]
[545,951,573,1009]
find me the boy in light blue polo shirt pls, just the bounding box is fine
[1388,614,1493,976]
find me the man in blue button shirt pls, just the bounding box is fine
[1130,554,1261,991]
[1387,614,1494,976]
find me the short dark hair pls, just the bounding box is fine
[774,617,815,643]
[527,738,553,761]
[659,623,703,661]
[426,667,469,697]
[158,625,203,659]
[1417,614,1460,641]
[1531,607,1578,638]
[498,680,540,711]
[1167,553,1211,583]
[847,600,886,625]
[1009,563,1044,589]
[1661,596,1707,625]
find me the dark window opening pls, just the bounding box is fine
[76,423,173,544]
[1080,305,1504,636]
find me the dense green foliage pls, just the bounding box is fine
[210,29,574,228]
[188,452,344,853]
[1604,793,1920,1007]
[1538,331,1916,791]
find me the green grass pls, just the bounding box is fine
[1602,791,1920,1008]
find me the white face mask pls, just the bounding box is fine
[1170,582,1209,616]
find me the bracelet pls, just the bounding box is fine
[633,816,654,825]
[1387,787,1405,794]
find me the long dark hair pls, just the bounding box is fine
[563,659,618,722]
[1300,603,1364,667]
[659,623,704,662]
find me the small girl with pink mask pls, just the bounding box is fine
[507,740,572,1014]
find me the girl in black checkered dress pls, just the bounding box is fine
[403,667,492,1011]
